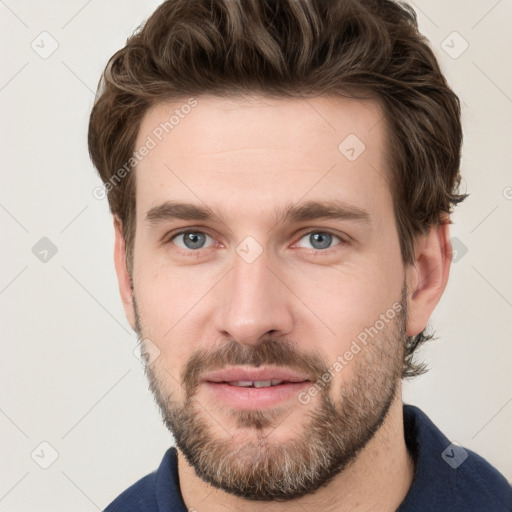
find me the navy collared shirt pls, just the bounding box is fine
[104,405,512,511]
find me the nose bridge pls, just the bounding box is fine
[213,249,294,345]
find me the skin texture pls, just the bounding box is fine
[113,94,452,511]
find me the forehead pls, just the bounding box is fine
[137,94,385,157]
[133,94,391,227]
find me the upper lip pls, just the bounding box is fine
[202,367,311,383]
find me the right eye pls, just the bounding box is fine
[169,230,216,251]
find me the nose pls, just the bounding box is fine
[212,251,295,346]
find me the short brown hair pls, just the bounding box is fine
[88,0,468,378]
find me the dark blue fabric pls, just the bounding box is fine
[104,404,512,511]
[396,406,511,511]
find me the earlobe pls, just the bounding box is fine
[405,222,452,337]
[113,216,136,330]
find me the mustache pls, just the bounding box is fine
[182,338,329,400]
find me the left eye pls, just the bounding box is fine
[295,232,342,250]
[171,231,215,250]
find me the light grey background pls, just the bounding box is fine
[1,0,511,510]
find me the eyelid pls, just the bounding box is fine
[164,226,214,241]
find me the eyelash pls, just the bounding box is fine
[165,228,348,257]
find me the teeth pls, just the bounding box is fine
[227,380,285,388]
[253,380,272,388]
[229,381,253,387]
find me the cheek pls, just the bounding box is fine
[134,258,207,332]
[286,257,402,350]
[133,263,218,373]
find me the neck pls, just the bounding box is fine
[177,388,414,512]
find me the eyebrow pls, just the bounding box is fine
[145,199,372,228]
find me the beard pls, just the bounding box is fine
[133,279,408,502]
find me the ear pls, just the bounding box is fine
[113,216,136,330]
[405,221,452,337]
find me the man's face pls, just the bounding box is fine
[127,95,410,501]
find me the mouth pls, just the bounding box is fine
[213,379,304,388]
[201,367,312,409]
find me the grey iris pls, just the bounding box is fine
[183,232,207,249]
[310,232,332,249]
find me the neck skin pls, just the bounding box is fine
[177,385,415,512]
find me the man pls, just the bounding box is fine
[88,0,511,510]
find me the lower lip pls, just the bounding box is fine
[203,381,311,409]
